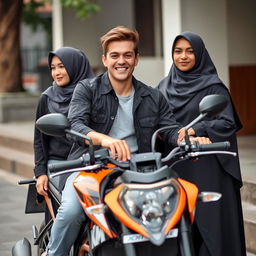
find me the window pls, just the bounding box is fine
[134,0,163,57]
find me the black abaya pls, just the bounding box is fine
[158,32,246,256]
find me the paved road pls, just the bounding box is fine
[0,170,43,256]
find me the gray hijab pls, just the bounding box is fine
[158,32,224,109]
[43,47,94,115]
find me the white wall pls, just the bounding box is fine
[161,0,181,76]
[62,0,134,69]
[227,0,256,65]
[180,0,229,86]
[133,57,164,87]
[62,0,165,85]
[60,0,254,87]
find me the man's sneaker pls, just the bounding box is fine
[41,252,47,256]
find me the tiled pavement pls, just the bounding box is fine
[0,169,43,256]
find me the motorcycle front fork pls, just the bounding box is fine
[179,214,195,256]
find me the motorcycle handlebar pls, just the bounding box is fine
[18,179,36,185]
[48,152,130,173]
[48,156,87,172]
[191,141,230,152]
[47,141,231,173]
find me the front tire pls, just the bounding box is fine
[37,221,50,256]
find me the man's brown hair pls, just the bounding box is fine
[100,26,139,56]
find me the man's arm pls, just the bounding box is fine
[87,131,131,161]
[68,82,131,161]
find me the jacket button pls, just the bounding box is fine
[111,116,115,120]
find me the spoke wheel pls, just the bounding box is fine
[37,221,50,256]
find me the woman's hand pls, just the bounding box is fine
[178,127,196,143]
[178,127,196,141]
[190,136,211,144]
[178,127,211,144]
[36,174,48,196]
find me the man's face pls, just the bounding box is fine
[102,40,139,84]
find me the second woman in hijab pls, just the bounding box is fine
[33,47,94,256]
[158,32,246,256]
[34,46,94,196]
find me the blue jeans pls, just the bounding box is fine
[47,171,86,256]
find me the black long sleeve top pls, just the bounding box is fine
[33,94,72,178]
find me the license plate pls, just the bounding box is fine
[123,228,178,244]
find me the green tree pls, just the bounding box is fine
[0,0,100,93]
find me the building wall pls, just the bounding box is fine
[227,0,256,134]
[180,0,229,86]
[227,0,256,65]
[60,0,256,87]
[62,0,164,85]
[62,0,134,72]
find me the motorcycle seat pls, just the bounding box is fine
[47,170,62,203]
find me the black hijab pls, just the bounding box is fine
[43,47,94,115]
[158,31,242,131]
[158,32,225,110]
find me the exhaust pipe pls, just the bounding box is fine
[12,238,32,256]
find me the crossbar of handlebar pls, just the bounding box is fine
[188,151,237,157]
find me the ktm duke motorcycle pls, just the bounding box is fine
[12,95,236,256]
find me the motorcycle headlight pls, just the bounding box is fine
[120,180,178,233]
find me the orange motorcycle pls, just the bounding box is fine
[12,95,236,256]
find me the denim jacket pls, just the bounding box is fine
[68,72,181,160]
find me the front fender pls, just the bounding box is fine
[12,238,32,256]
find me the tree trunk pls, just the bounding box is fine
[0,0,23,92]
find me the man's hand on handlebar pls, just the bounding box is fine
[101,137,131,161]
[87,131,131,161]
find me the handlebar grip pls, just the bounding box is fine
[48,157,85,172]
[194,141,230,152]
[18,179,36,185]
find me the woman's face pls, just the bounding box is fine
[50,56,70,86]
[173,38,196,71]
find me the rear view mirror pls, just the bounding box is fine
[185,94,228,129]
[36,113,70,136]
[36,113,95,164]
[199,94,228,118]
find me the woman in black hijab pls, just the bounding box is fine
[33,47,94,256]
[34,47,94,195]
[158,32,246,256]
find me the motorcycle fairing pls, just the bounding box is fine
[178,178,198,223]
[73,163,117,238]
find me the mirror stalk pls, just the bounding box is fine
[184,113,207,130]
[65,129,95,164]
[183,113,207,152]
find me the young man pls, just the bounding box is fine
[68,25,195,161]
[46,26,210,256]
